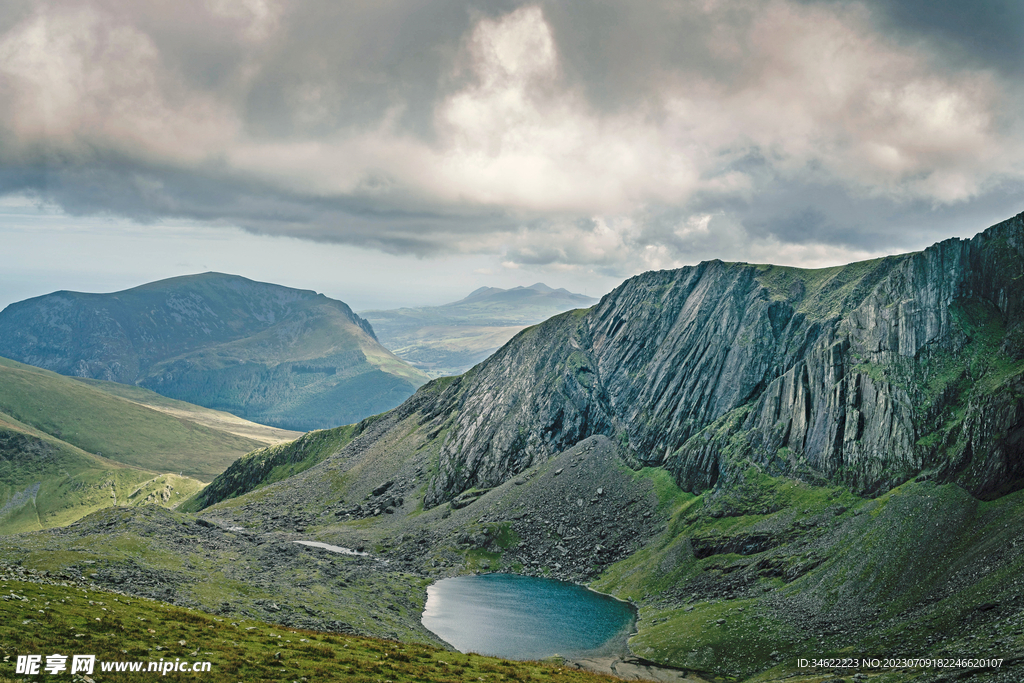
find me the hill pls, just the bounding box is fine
[0,357,297,534]
[0,273,429,431]
[361,283,597,377]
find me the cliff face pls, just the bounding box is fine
[420,214,1024,506]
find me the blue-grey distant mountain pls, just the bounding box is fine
[361,283,598,377]
[0,273,428,431]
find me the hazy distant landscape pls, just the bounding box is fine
[362,283,597,377]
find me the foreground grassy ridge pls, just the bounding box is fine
[0,506,440,645]
[0,579,618,683]
[0,357,264,480]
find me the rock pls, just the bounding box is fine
[372,481,394,497]
[414,214,1024,505]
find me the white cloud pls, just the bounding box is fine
[0,4,240,163]
[0,0,1019,278]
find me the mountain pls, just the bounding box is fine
[192,209,1023,512]
[390,217,1022,507]
[360,283,597,378]
[0,273,430,431]
[0,357,296,533]
[3,215,1022,681]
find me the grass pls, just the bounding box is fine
[0,413,208,534]
[0,579,621,683]
[591,468,1024,679]
[751,256,905,320]
[180,425,358,512]
[0,357,264,480]
[73,378,303,446]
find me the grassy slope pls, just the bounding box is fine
[73,379,303,446]
[0,357,265,480]
[0,411,205,534]
[179,424,360,512]
[752,255,904,320]
[591,471,1024,680]
[0,577,618,683]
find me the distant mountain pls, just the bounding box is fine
[0,273,429,431]
[0,357,293,533]
[361,283,598,377]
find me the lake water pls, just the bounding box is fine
[421,573,635,660]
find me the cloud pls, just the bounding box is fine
[0,0,1021,276]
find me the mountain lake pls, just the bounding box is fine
[421,573,636,660]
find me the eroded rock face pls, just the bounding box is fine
[421,214,1024,506]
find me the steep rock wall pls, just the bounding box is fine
[422,214,1024,506]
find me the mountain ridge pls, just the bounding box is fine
[0,273,428,431]
[371,214,1023,506]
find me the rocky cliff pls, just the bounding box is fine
[414,214,1023,505]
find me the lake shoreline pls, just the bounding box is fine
[564,654,712,683]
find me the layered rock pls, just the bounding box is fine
[420,214,1023,505]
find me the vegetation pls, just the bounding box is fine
[591,470,1024,680]
[752,255,905,320]
[0,416,205,535]
[0,357,297,533]
[0,358,263,480]
[72,379,302,446]
[0,579,619,683]
[180,425,359,512]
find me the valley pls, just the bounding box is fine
[1,214,1023,682]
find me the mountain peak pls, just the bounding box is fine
[0,274,428,431]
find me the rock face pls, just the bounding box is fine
[417,214,1023,506]
[0,273,428,431]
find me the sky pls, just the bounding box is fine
[1,0,1022,311]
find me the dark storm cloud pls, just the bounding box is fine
[0,0,1021,275]
[853,0,1024,76]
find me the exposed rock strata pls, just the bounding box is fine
[415,215,1023,504]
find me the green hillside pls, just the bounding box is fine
[0,357,264,481]
[0,357,296,535]
[0,410,206,534]
[73,378,303,446]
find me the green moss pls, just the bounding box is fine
[752,256,905,320]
